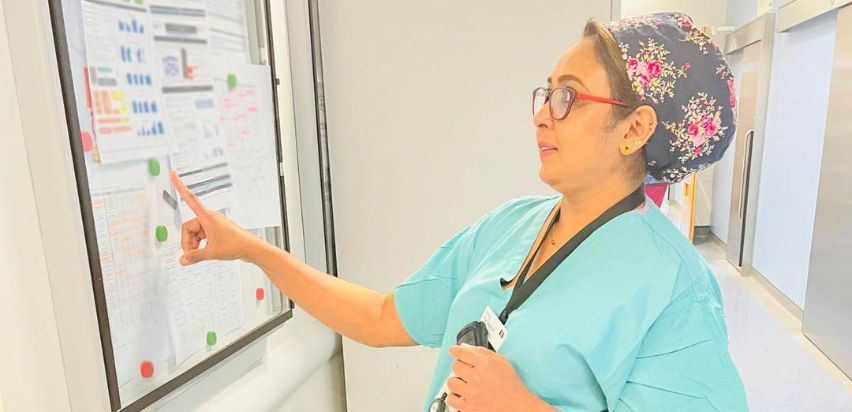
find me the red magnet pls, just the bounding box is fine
[81,131,93,152]
[255,287,265,301]
[140,360,154,378]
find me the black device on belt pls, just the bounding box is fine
[429,185,646,412]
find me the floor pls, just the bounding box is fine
[696,240,852,412]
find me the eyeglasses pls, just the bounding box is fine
[532,87,627,120]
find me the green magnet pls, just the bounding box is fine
[148,158,161,177]
[227,73,237,89]
[155,225,168,242]
[206,331,218,346]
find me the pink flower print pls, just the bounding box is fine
[683,20,693,29]
[728,79,737,108]
[688,123,700,137]
[647,60,662,78]
[685,62,692,69]
[639,74,651,88]
[693,133,708,147]
[697,113,720,137]
[628,58,639,70]
[709,113,722,137]
[695,145,703,155]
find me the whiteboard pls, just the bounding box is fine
[49,0,292,410]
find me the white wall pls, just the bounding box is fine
[727,0,760,28]
[751,11,837,308]
[622,0,727,27]
[277,353,346,412]
[319,1,613,411]
[0,2,73,409]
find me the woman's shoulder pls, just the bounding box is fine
[620,205,725,306]
[475,194,560,232]
[458,194,559,252]
[492,194,561,216]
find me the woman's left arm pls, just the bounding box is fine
[445,345,558,412]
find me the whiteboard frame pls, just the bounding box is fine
[45,0,294,410]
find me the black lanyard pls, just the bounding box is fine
[498,185,646,324]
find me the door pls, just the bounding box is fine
[724,15,775,272]
[802,4,852,380]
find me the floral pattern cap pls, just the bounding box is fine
[605,12,737,183]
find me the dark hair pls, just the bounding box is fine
[582,19,641,122]
[583,19,647,179]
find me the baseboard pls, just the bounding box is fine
[702,232,804,322]
[709,231,726,248]
[750,268,805,322]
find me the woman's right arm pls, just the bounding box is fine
[250,241,416,348]
[170,171,416,348]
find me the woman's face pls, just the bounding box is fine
[534,38,632,195]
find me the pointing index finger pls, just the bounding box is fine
[170,170,206,216]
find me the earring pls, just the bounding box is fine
[621,144,631,154]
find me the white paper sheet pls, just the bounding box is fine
[159,229,244,364]
[92,186,168,386]
[214,62,282,229]
[207,0,252,61]
[162,84,236,216]
[149,0,213,88]
[82,1,173,163]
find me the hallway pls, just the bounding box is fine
[698,240,852,411]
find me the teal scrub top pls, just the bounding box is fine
[394,195,748,412]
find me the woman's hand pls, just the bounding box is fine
[170,171,264,265]
[446,345,556,412]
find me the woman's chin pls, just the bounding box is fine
[538,167,561,187]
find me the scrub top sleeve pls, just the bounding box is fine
[393,222,480,348]
[609,297,749,412]
[394,196,549,348]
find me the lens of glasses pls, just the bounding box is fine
[532,87,549,116]
[531,87,575,120]
[550,88,574,120]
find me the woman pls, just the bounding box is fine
[172,12,748,412]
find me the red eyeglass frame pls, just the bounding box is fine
[532,86,627,120]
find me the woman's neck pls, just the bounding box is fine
[554,176,644,238]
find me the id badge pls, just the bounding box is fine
[432,307,509,412]
[480,306,508,351]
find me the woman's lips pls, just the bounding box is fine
[540,148,557,159]
[538,143,558,159]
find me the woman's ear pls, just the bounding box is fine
[618,105,657,155]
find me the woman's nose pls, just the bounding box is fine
[533,104,552,129]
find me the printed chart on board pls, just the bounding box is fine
[53,0,291,409]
